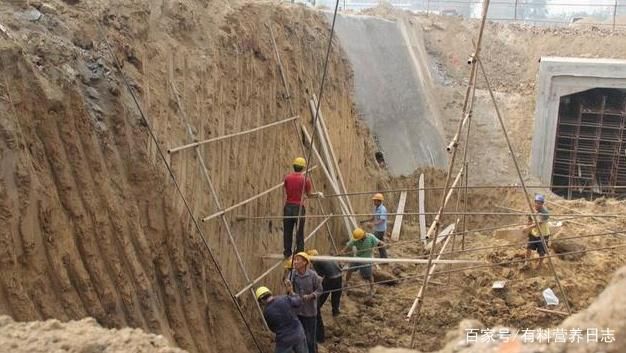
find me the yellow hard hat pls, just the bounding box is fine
[306,249,319,257]
[352,228,365,240]
[372,193,384,201]
[295,251,310,263]
[255,286,272,300]
[293,157,306,168]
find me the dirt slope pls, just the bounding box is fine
[0,1,381,352]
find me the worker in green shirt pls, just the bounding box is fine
[341,227,383,298]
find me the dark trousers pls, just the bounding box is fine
[374,231,388,258]
[298,315,317,353]
[316,276,342,342]
[283,204,306,257]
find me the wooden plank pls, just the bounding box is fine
[425,223,455,252]
[312,95,356,217]
[418,174,427,243]
[391,191,408,241]
[264,254,484,265]
[301,126,356,233]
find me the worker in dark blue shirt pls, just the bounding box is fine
[256,286,307,353]
[307,249,342,343]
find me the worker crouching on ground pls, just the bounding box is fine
[361,193,388,258]
[342,228,383,298]
[306,249,342,343]
[285,252,322,353]
[523,194,551,269]
[256,286,308,353]
[283,157,323,258]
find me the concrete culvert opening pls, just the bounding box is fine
[552,88,626,199]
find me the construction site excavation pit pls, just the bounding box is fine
[0,1,625,353]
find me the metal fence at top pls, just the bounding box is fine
[328,0,626,30]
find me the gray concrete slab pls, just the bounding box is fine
[330,14,448,175]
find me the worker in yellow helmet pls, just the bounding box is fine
[341,227,384,298]
[283,157,323,258]
[255,285,307,353]
[361,193,388,258]
[284,252,322,353]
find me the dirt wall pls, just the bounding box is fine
[0,1,381,352]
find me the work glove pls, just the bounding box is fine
[316,192,324,198]
[302,294,315,301]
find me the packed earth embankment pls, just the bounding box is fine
[0,1,383,352]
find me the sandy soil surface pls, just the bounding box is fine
[370,264,626,353]
[0,315,187,353]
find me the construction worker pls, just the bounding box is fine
[285,252,322,353]
[362,193,388,258]
[256,286,308,353]
[306,249,342,343]
[523,194,551,268]
[283,157,322,258]
[342,228,383,298]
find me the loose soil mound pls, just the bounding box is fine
[0,315,187,353]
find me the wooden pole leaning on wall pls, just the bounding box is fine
[235,217,331,298]
[167,115,299,154]
[311,95,356,216]
[301,125,357,235]
[267,22,339,254]
[169,81,268,329]
[201,166,318,223]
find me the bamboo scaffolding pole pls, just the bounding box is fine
[235,217,331,298]
[536,308,569,316]
[169,81,269,329]
[406,233,453,319]
[312,94,356,217]
[167,115,299,154]
[409,2,491,347]
[321,183,626,198]
[235,212,623,220]
[477,56,572,314]
[266,23,339,254]
[263,253,483,265]
[339,217,612,256]
[201,166,318,223]
[301,125,357,232]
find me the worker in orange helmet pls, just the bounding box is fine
[361,193,388,258]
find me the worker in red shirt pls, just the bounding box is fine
[283,157,322,258]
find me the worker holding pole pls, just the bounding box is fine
[523,194,551,269]
[283,157,322,258]
[256,286,308,353]
[341,228,384,298]
[285,252,322,353]
[361,193,388,258]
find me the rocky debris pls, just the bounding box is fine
[551,241,586,261]
[370,266,626,353]
[373,269,399,286]
[0,316,187,353]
